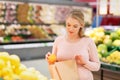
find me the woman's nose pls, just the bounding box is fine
[69,27,73,31]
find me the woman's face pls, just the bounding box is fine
[66,17,82,37]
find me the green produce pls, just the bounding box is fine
[112,40,120,46]
[116,28,120,36]
[98,53,102,59]
[117,46,120,51]
[97,44,107,50]
[105,47,118,57]
[97,44,108,57]
[4,35,11,42]
[104,30,112,35]
[107,46,117,52]
[86,27,120,65]
[110,32,119,40]
[103,38,112,46]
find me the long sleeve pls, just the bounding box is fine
[52,39,57,55]
[83,39,100,71]
[52,37,60,55]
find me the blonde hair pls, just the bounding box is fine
[66,9,86,38]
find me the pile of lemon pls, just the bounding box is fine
[106,51,120,65]
[0,52,48,80]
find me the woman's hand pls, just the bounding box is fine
[45,52,57,64]
[45,52,51,61]
[75,55,87,65]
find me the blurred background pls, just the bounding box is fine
[0,0,120,80]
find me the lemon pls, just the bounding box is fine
[9,54,20,67]
[13,64,27,75]
[27,67,36,73]
[20,71,38,80]
[0,71,2,77]
[3,75,13,80]
[0,59,5,69]
[11,74,21,80]
[1,67,13,77]
[0,52,10,61]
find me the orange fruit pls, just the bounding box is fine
[48,54,56,64]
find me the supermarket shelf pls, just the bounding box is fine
[0,22,66,26]
[101,62,120,73]
[100,62,120,80]
[0,39,54,45]
[1,0,90,7]
[0,42,53,60]
[1,42,53,49]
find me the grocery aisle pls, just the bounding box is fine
[21,59,51,79]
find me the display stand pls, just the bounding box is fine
[93,62,120,80]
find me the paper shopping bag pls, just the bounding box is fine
[49,60,80,80]
[49,64,61,80]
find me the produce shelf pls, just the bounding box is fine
[2,0,90,7]
[101,62,120,73]
[0,39,54,45]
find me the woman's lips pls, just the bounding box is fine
[69,31,73,34]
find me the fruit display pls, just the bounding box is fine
[50,24,66,36]
[0,52,48,80]
[0,1,93,44]
[2,25,32,42]
[55,5,71,23]
[40,4,57,24]
[0,3,5,23]
[0,24,56,43]
[0,1,92,24]
[17,3,29,23]
[106,51,120,64]
[5,3,17,23]
[85,27,120,66]
[32,5,43,24]
[28,25,51,40]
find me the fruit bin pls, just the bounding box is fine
[101,62,120,72]
[0,52,48,80]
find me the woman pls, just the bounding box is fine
[46,9,100,80]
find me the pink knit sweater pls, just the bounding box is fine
[52,36,100,80]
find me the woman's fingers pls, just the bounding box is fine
[45,52,51,60]
[75,55,81,60]
[75,55,81,64]
[75,55,87,65]
[75,55,86,65]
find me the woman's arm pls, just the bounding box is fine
[83,39,100,71]
[52,37,58,55]
[45,37,58,63]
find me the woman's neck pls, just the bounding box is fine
[66,35,80,42]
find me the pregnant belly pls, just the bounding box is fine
[78,66,93,80]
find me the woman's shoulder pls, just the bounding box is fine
[82,37,94,43]
[54,36,64,42]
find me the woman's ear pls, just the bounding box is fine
[80,27,82,30]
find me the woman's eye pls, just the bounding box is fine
[67,24,70,27]
[73,25,78,28]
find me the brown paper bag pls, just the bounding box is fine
[49,60,80,80]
